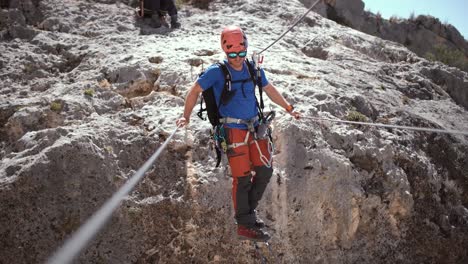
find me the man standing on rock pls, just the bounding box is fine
[143,0,180,28]
[176,26,300,241]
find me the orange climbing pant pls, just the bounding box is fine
[225,127,274,226]
[226,127,271,177]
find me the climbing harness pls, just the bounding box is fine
[301,116,468,136]
[218,113,275,168]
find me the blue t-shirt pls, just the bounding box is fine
[197,60,269,129]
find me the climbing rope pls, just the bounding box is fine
[258,0,322,54]
[254,136,274,168]
[301,116,468,136]
[47,126,181,264]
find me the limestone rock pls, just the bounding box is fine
[0,0,467,263]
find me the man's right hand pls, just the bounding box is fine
[176,117,188,127]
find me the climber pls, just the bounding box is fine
[140,0,181,28]
[176,26,300,241]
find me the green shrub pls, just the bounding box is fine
[346,110,367,122]
[84,89,94,97]
[425,44,468,72]
[50,101,62,112]
[175,0,189,9]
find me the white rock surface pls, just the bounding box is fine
[1,0,467,263]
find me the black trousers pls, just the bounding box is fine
[144,0,178,16]
[235,166,273,226]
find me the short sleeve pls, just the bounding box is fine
[197,64,223,91]
[259,68,269,88]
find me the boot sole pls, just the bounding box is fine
[238,235,270,242]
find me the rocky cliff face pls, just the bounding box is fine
[309,0,468,72]
[1,0,468,263]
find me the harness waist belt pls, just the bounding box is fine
[219,116,259,125]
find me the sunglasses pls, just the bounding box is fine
[227,50,247,58]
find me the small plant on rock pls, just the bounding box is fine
[50,101,62,112]
[84,89,94,97]
[346,110,367,122]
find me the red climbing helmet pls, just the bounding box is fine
[220,26,248,53]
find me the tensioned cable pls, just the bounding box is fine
[258,0,322,54]
[47,126,181,264]
[301,116,468,136]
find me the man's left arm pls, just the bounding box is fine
[263,83,300,119]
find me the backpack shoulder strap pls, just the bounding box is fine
[245,59,265,112]
[216,62,231,87]
[245,59,258,85]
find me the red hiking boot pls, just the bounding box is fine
[237,225,270,242]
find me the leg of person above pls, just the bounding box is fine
[146,0,162,27]
[227,128,270,241]
[161,0,180,28]
[249,138,274,228]
[157,10,169,27]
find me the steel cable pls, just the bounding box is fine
[258,0,322,54]
[301,116,468,136]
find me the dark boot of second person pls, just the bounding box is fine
[160,16,169,27]
[151,14,161,28]
[171,15,181,29]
